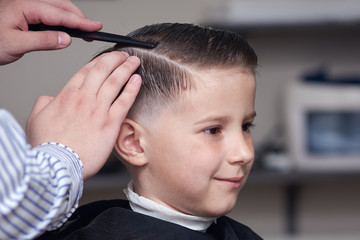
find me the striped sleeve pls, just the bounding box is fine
[0,109,83,240]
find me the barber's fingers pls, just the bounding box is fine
[110,74,142,118]
[58,53,105,92]
[17,0,102,52]
[40,0,86,18]
[25,1,102,32]
[58,52,138,106]
[79,52,130,94]
[97,56,141,105]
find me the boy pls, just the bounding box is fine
[38,23,262,239]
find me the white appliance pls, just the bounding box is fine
[285,80,360,172]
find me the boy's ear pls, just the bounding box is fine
[114,119,148,167]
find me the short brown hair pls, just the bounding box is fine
[98,23,258,120]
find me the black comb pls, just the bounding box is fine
[28,24,157,49]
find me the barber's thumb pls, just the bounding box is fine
[27,95,54,134]
[25,31,72,52]
[30,96,55,116]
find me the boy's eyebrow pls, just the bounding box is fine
[195,116,231,125]
[195,111,257,125]
[244,112,257,121]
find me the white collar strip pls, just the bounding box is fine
[123,182,216,232]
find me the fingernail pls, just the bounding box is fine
[127,56,140,63]
[121,51,129,57]
[129,74,141,83]
[93,21,103,30]
[58,32,71,47]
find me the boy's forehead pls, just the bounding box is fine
[188,66,255,90]
[173,67,256,112]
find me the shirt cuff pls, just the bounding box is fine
[34,142,84,209]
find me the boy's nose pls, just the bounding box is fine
[227,135,254,165]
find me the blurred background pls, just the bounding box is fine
[1,0,360,239]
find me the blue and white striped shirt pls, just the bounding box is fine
[0,109,83,240]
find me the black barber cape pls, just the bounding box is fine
[37,199,263,240]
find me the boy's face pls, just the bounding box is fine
[137,67,256,218]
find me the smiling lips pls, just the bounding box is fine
[214,177,243,188]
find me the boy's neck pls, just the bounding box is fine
[124,182,216,232]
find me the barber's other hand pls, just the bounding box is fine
[26,52,141,181]
[0,0,102,65]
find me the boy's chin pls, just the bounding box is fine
[195,202,236,218]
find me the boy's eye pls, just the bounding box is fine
[204,127,222,135]
[242,122,254,132]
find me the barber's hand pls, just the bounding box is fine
[26,52,141,181]
[0,0,102,65]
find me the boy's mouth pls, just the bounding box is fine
[214,177,243,188]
